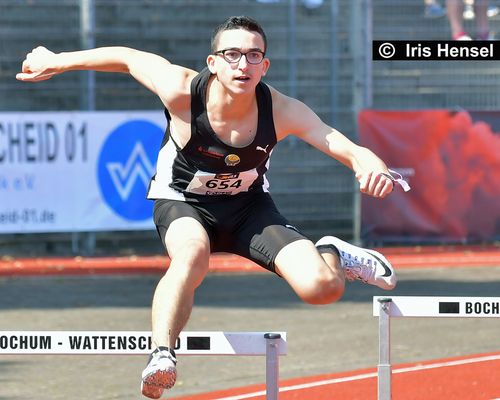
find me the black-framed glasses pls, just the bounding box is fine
[214,49,266,65]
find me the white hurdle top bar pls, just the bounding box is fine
[0,331,287,355]
[374,296,500,318]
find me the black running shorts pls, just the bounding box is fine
[153,192,307,273]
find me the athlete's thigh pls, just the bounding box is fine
[275,239,344,304]
[231,194,307,272]
[153,199,212,257]
[274,238,330,284]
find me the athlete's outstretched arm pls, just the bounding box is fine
[273,91,395,199]
[16,46,196,108]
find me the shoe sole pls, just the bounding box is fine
[141,382,163,399]
[141,368,177,399]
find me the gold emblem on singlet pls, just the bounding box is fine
[225,154,240,166]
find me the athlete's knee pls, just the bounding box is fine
[171,237,209,260]
[298,269,344,305]
[168,238,210,279]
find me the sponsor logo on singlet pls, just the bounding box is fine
[256,145,269,153]
[197,146,224,159]
[225,154,240,166]
[97,120,162,221]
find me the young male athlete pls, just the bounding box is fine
[17,16,404,399]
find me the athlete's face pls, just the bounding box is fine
[207,28,270,94]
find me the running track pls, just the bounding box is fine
[1,245,500,276]
[2,245,499,399]
[170,352,500,400]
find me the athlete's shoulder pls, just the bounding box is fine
[267,84,300,111]
[158,64,198,96]
[267,85,310,140]
[157,65,198,114]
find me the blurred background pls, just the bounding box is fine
[1,0,499,257]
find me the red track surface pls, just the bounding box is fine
[170,352,500,400]
[1,245,499,399]
[1,245,499,276]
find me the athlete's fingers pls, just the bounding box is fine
[16,72,33,81]
[379,173,396,197]
[367,172,384,195]
[372,175,385,197]
[357,171,372,193]
[21,59,31,73]
[16,72,54,81]
[359,172,394,198]
[375,177,394,198]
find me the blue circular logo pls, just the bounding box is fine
[97,120,163,221]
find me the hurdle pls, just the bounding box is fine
[373,296,500,400]
[0,330,287,400]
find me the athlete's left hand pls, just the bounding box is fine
[356,171,394,198]
[16,46,58,82]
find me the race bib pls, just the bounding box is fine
[185,169,259,196]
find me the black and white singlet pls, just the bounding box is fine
[147,67,277,202]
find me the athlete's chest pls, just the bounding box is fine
[185,129,270,173]
[170,112,257,149]
[180,116,273,195]
[168,107,263,170]
[207,110,258,148]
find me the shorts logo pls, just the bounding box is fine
[225,154,240,166]
[97,120,162,221]
[285,224,299,233]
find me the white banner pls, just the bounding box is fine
[0,331,287,355]
[0,111,166,233]
[373,296,500,318]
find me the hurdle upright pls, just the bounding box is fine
[373,296,500,400]
[0,330,287,399]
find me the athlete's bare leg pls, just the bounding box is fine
[152,217,211,348]
[276,236,397,298]
[141,217,211,399]
[274,239,345,305]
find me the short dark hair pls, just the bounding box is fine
[211,16,267,53]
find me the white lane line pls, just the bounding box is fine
[214,354,500,400]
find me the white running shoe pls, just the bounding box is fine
[141,347,177,399]
[316,236,397,290]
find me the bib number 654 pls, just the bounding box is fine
[205,179,242,189]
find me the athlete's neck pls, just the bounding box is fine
[206,76,256,120]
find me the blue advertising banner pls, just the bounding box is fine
[0,111,165,233]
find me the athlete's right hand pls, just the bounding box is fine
[16,46,58,82]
